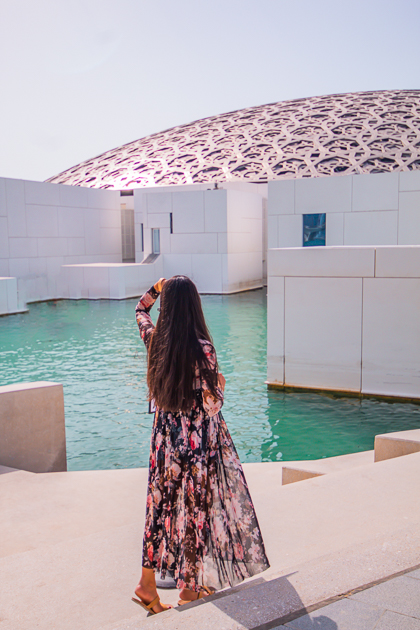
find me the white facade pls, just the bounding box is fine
[268,171,420,249]
[267,246,420,400]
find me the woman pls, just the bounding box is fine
[132,276,269,615]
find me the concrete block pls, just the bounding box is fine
[374,429,420,462]
[6,276,18,312]
[267,275,284,384]
[24,180,60,206]
[6,178,26,237]
[204,189,227,232]
[170,233,217,255]
[352,172,399,212]
[284,277,363,391]
[26,205,59,238]
[277,215,302,247]
[62,265,85,299]
[9,238,38,258]
[344,210,398,246]
[362,278,420,399]
[268,246,375,278]
[224,251,263,292]
[281,451,374,485]
[0,216,9,257]
[326,212,344,246]
[399,170,420,192]
[172,191,205,233]
[191,254,222,293]
[146,192,172,214]
[295,173,352,214]
[228,229,261,254]
[267,179,295,215]
[398,191,420,245]
[84,265,110,298]
[58,207,85,237]
[58,183,89,207]
[0,382,66,473]
[162,254,192,279]
[0,178,6,216]
[375,246,420,278]
[0,259,10,276]
[0,278,9,314]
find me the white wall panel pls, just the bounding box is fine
[191,254,222,293]
[163,254,192,279]
[172,192,205,233]
[228,230,262,254]
[362,278,420,398]
[170,233,217,255]
[267,215,278,249]
[267,275,284,384]
[83,209,102,255]
[284,277,363,391]
[37,238,68,258]
[352,172,399,212]
[24,180,60,206]
[326,212,344,245]
[204,189,227,232]
[0,179,6,217]
[58,184,89,207]
[268,246,375,278]
[26,206,58,238]
[87,188,119,210]
[0,260,9,276]
[399,171,420,192]
[375,245,420,278]
[6,179,26,237]
[398,191,420,245]
[277,215,302,247]
[100,209,121,229]
[267,180,295,215]
[344,210,398,245]
[295,174,352,214]
[146,212,170,229]
[58,207,85,237]
[9,258,30,278]
[224,251,262,292]
[100,228,122,256]
[146,192,172,214]
[9,238,38,258]
[0,217,9,258]
[217,233,228,254]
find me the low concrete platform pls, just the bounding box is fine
[2,451,420,630]
[282,450,374,485]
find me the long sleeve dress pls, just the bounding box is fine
[135,285,270,592]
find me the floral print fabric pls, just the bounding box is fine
[135,286,270,592]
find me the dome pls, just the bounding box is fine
[46,89,420,190]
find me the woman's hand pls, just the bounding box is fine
[218,373,226,391]
[154,278,166,293]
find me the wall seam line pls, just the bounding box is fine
[360,276,364,395]
[283,275,286,385]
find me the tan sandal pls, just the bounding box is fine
[131,594,172,615]
[177,586,214,606]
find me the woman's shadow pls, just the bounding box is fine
[175,572,338,630]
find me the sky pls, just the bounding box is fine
[1,0,420,182]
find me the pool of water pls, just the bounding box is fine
[1,289,419,470]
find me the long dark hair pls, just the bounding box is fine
[147,276,219,413]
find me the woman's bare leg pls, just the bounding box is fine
[135,567,172,613]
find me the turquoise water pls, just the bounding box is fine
[1,289,419,470]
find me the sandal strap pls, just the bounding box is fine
[146,595,160,610]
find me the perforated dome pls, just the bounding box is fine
[46,89,420,190]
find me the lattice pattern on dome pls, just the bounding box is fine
[46,90,420,189]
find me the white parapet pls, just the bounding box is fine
[267,245,420,400]
[0,381,66,473]
[61,259,164,299]
[0,277,27,315]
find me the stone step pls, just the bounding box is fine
[281,450,374,485]
[374,428,420,462]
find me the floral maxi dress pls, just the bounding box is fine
[135,285,270,592]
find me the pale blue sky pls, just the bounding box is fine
[1,0,419,182]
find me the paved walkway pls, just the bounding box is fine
[275,568,420,630]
